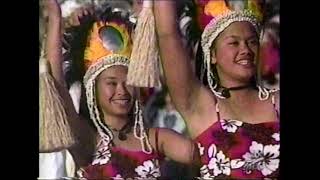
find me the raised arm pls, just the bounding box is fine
[153,1,217,137]
[44,0,95,167]
[45,0,64,86]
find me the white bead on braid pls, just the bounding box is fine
[84,55,130,145]
[84,54,153,155]
[258,85,279,101]
[133,100,153,154]
[86,80,113,143]
[206,59,225,99]
[202,10,260,100]
[92,83,114,141]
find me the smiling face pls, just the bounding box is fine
[96,65,136,117]
[211,21,259,86]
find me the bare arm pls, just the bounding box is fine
[46,0,64,86]
[154,1,200,115]
[153,1,217,137]
[44,0,95,167]
[149,128,200,166]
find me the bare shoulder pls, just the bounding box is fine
[147,127,175,153]
[197,85,218,108]
[148,127,188,144]
[186,86,219,139]
[273,90,280,110]
[148,128,199,165]
[274,90,280,99]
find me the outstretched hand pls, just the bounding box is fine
[43,0,61,19]
[67,5,95,27]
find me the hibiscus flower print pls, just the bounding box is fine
[135,159,161,178]
[206,144,235,177]
[272,133,280,142]
[242,141,280,176]
[91,145,112,165]
[198,143,205,156]
[208,150,231,176]
[76,168,86,178]
[220,119,243,133]
[199,165,215,179]
[112,174,123,180]
[199,143,246,178]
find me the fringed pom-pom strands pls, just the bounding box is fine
[127,0,161,88]
[39,56,76,152]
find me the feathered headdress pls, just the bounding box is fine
[39,45,76,153]
[83,20,132,143]
[126,0,162,88]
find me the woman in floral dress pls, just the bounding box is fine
[154,0,279,179]
[43,0,199,179]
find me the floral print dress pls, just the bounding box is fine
[78,128,164,179]
[196,96,280,179]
